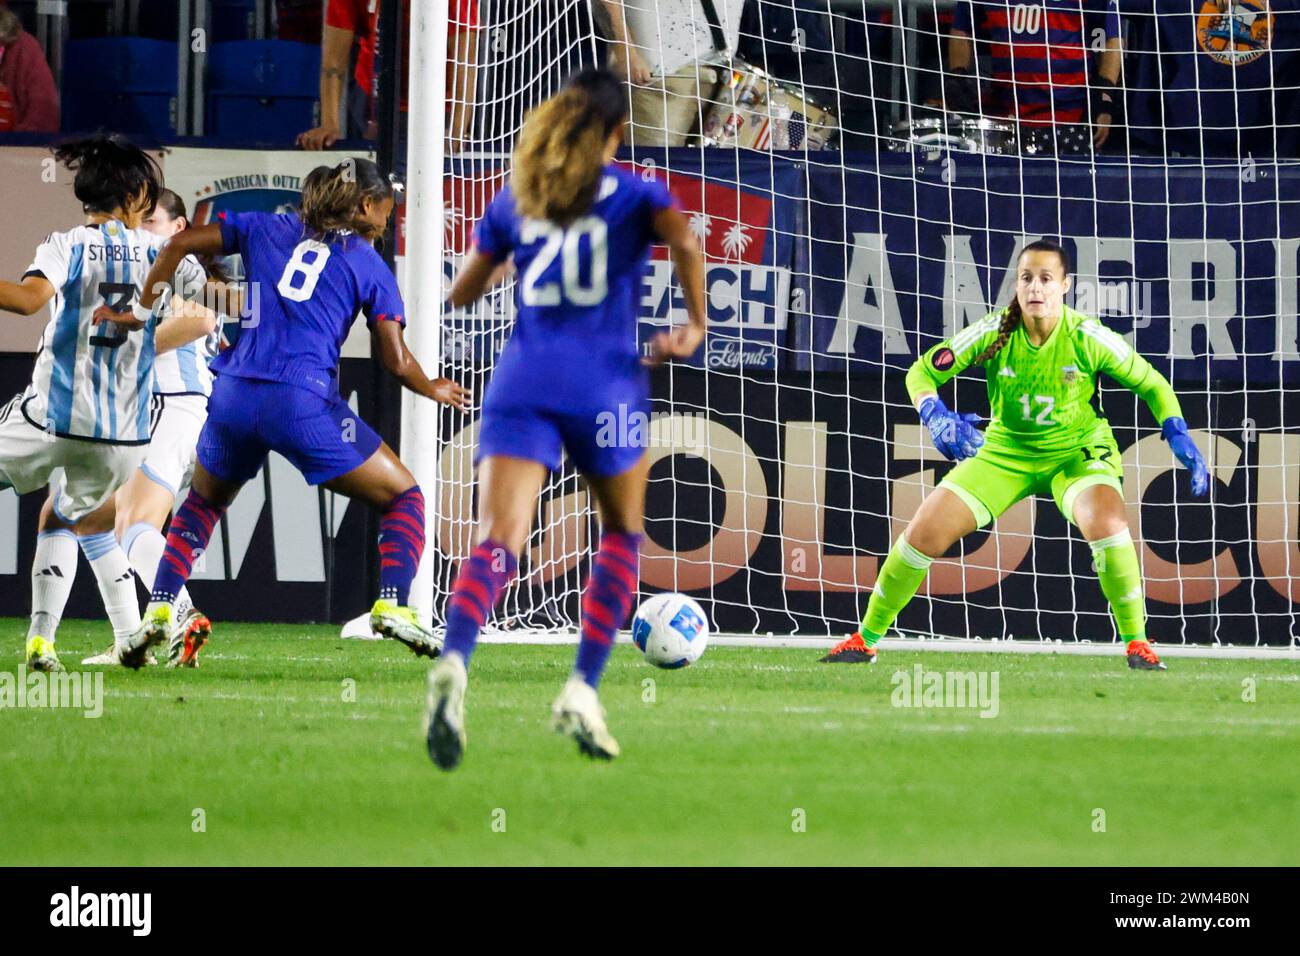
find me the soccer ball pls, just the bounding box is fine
[631,593,709,669]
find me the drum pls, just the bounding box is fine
[1020,123,1092,156]
[888,116,1019,155]
[698,57,839,151]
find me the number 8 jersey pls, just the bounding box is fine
[23,221,207,444]
[473,164,675,416]
[214,211,406,398]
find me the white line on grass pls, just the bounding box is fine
[468,629,1300,660]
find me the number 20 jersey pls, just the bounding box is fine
[215,211,406,398]
[472,165,676,415]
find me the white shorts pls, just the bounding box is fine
[0,390,145,523]
[140,393,208,496]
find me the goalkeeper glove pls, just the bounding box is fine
[1161,417,1209,497]
[920,396,985,462]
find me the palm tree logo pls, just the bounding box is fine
[721,222,752,260]
[688,211,712,242]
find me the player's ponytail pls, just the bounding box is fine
[512,67,627,225]
[299,158,400,242]
[974,239,1072,365]
[52,134,162,218]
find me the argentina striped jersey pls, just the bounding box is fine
[22,221,207,444]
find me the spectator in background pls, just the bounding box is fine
[737,0,837,96]
[297,0,478,153]
[0,5,59,133]
[1127,0,1299,158]
[942,0,1123,152]
[599,0,746,146]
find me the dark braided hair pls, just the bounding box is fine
[973,239,1072,365]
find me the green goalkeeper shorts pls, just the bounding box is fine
[938,420,1125,528]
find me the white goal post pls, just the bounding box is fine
[394,0,1300,656]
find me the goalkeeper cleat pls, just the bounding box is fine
[167,609,211,669]
[370,599,442,659]
[1126,639,1167,671]
[425,654,468,771]
[819,633,879,664]
[551,677,620,761]
[119,604,172,671]
[26,636,64,673]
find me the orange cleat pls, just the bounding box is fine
[168,610,211,669]
[819,633,878,664]
[1126,639,1166,671]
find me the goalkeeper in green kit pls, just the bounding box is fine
[821,240,1209,671]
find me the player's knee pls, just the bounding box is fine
[904,516,959,560]
[1073,491,1128,542]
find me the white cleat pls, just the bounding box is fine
[119,604,172,671]
[424,654,468,771]
[551,677,620,761]
[81,643,157,667]
[340,611,382,641]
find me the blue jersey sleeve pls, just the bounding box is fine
[1090,0,1120,41]
[472,188,517,263]
[640,176,677,219]
[360,250,406,328]
[218,211,262,257]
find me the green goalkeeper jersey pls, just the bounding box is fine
[905,305,1184,453]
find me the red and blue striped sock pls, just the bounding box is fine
[442,539,517,666]
[378,485,425,606]
[575,530,642,689]
[152,490,223,606]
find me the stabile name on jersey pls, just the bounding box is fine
[86,242,143,264]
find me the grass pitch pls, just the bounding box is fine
[2,619,1297,866]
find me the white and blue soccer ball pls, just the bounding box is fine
[631,592,709,669]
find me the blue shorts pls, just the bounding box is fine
[477,399,650,478]
[197,375,382,486]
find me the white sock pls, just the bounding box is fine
[122,521,193,620]
[29,530,79,642]
[79,531,142,643]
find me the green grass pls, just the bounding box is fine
[2,618,1298,865]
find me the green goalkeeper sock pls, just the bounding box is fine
[858,535,934,645]
[1090,529,1146,641]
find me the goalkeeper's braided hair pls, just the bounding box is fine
[974,239,1072,365]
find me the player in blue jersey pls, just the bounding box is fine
[424,68,707,769]
[79,188,242,667]
[109,158,470,668]
[0,135,211,672]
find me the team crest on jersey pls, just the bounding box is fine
[932,347,955,371]
[1061,365,1080,385]
[1197,0,1271,67]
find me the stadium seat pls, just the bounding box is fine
[62,38,179,136]
[205,40,321,143]
[209,0,259,42]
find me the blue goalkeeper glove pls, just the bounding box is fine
[919,396,985,462]
[1161,416,1209,497]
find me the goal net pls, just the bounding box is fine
[411,0,1300,649]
